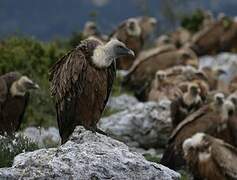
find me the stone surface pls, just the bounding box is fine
[107,94,139,111]
[99,100,172,149]
[0,126,180,180]
[20,127,61,148]
[199,53,237,82]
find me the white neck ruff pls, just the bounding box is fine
[10,81,25,97]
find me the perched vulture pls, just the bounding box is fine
[190,17,237,56]
[160,93,235,170]
[200,66,226,90]
[0,72,39,135]
[123,48,198,101]
[49,37,134,144]
[183,133,237,180]
[148,70,182,102]
[171,82,203,129]
[110,16,157,70]
[155,35,173,47]
[82,21,108,42]
[170,27,192,48]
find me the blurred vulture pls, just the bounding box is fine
[171,82,203,129]
[229,75,237,93]
[49,37,134,144]
[82,21,108,42]
[183,133,237,180]
[155,35,173,47]
[227,93,237,146]
[200,66,226,90]
[170,27,192,48]
[148,70,182,102]
[0,72,39,135]
[123,48,198,101]
[110,16,157,70]
[191,17,237,56]
[160,93,235,170]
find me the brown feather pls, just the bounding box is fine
[49,38,116,143]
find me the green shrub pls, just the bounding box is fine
[0,135,39,167]
[181,9,204,33]
[0,36,67,128]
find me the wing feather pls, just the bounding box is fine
[49,48,88,143]
[212,140,237,179]
[49,49,87,103]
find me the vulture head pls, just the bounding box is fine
[182,132,211,162]
[92,38,135,68]
[126,18,141,37]
[83,21,99,37]
[155,70,167,83]
[188,83,200,96]
[10,76,39,96]
[138,16,157,38]
[214,93,225,106]
[182,82,201,106]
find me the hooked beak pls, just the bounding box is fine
[27,82,40,90]
[118,47,135,58]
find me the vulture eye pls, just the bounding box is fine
[118,45,124,49]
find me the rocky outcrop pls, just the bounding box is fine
[99,100,172,148]
[199,53,237,82]
[107,94,139,111]
[20,127,60,148]
[0,126,180,180]
[19,127,61,148]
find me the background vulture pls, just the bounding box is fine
[49,37,134,144]
[0,72,39,135]
[160,94,235,170]
[183,133,237,180]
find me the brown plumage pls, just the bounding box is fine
[171,82,203,129]
[200,66,226,90]
[82,21,108,42]
[123,48,198,101]
[229,75,237,93]
[170,27,192,48]
[191,17,237,56]
[148,70,183,102]
[49,38,134,144]
[0,72,39,135]
[183,133,237,180]
[160,93,235,170]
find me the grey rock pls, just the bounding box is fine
[0,126,180,180]
[199,53,237,82]
[107,94,139,111]
[99,101,172,149]
[20,127,61,148]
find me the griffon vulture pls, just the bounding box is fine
[0,72,39,135]
[110,16,157,70]
[123,48,198,101]
[191,17,237,56]
[82,21,108,42]
[183,133,237,180]
[148,70,182,102]
[160,93,235,170]
[171,82,203,129]
[49,37,134,144]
